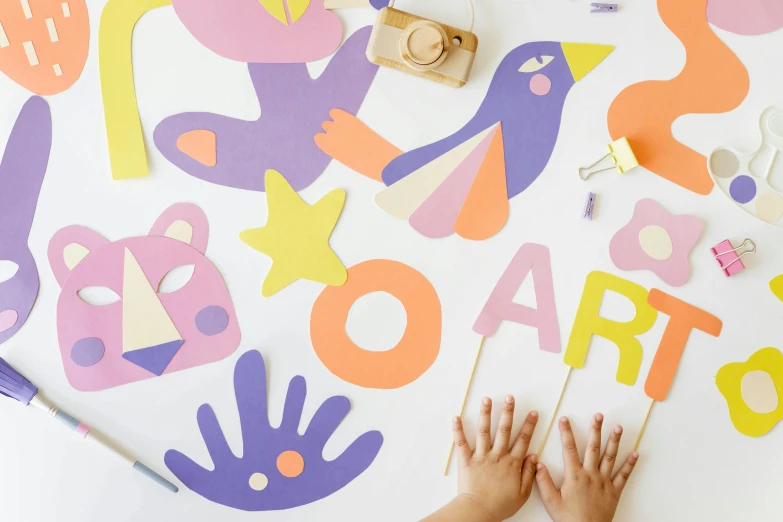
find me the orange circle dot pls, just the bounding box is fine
[276,450,305,478]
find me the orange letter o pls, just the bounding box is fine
[310,259,441,389]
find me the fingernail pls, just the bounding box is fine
[483,397,491,405]
[530,454,538,464]
[595,413,603,422]
[631,452,639,459]
[559,416,568,424]
[536,462,544,470]
[614,426,623,434]
[453,416,461,425]
[505,395,514,404]
[530,411,539,418]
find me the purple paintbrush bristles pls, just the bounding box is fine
[0,358,38,405]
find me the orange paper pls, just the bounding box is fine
[606,0,749,195]
[310,259,441,389]
[645,289,722,401]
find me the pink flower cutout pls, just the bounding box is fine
[609,199,702,287]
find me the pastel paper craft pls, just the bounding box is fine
[771,274,783,302]
[607,0,749,195]
[564,271,658,386]
[708,108,783,226]
[240,170,348,297]
[154,27,379,192]
[645,289,722,401]
[0,0,89,95]
[473,243,561,353]
[310,259,441,389]
[316,41,614,240]
[0,96,51,345]
[707,0,783,36]
[99,0,172,181]
[609,199,702,287]
[716,347,783,437]
[165,350,383,510]
[47,203,240,391]
[171,0,342,63]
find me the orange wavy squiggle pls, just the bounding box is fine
[607,0,749,195]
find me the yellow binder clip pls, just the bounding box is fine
[579,137,639,180]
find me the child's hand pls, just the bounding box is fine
[535,414,639,522]
[451,396,540,522]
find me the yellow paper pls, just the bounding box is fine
[770,274,783,302]
[240,170,348,297]
[716,347,783,437]
[564,271,658,385]
[99,0,172,181]
[560,43,615,82]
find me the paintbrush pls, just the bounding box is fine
[0,357,178,492]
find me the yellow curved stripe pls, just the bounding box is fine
[287,0,310,23]
[99,0,172,180]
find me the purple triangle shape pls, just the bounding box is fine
[122,340,184,376]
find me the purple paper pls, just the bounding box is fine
[165,350,383,511]
[382,42,576,199]
[194,305,229,336]
[0,357,38,405]
[0,96,51,345]
[154,27,379,192]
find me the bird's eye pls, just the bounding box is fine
[519,55,554,73]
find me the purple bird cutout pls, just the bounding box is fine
[154,27,379,192]
[165,350,383,511]
[0,96,51,345]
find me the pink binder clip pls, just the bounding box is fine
[711,239,756,277]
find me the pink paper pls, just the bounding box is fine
[707,0,783,36]
[473,243,561,353]
[48,203,241,391]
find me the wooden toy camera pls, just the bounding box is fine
[366,1,479,88]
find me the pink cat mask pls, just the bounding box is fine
[48,203,240,391]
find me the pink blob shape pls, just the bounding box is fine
[609,199,703,287]
[0,310,18,333]
[707,0,783,36]
[529,74,551,96]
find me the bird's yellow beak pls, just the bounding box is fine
[324,0,371,8]
[560,43,614,82]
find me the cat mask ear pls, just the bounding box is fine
[48,226,111,287]
[148,203,209,254]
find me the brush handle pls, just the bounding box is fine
[29,394,178,493]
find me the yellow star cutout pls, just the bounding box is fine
[240,170,348,297]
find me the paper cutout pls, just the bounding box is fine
[708,108,783,227]
[317,41,613,240]
[645,289,722,401]
[716,347,783,437]
[177,130,216,167]
[0,0,89,95]
[240,170,347,297]
[47,203,240,391]
[607,0,749,195]
[310,259,441,389]
[165,350,383,510]
[707,0,783,36]
[564,271,658,385]
[154,27,378,192]
[609,199,703,286]
[771,274,783,302]
[0,97,51,345]
[99,0,171,181]
[171,0,341,63]
[473,243,560,353]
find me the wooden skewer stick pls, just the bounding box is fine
[444,335,487,476]
[536,366,573,458]
[634,398,655,452]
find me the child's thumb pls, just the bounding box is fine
[535,462,560,505]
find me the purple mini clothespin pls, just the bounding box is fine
[584,192,596,220]
[591,3,618,12]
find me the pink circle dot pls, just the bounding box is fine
[529,74,551,96]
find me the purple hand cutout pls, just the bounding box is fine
[165,350,383,511]
[154,27,379,192]
[0,97,51,345]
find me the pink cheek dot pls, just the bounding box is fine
[529,74,551,96]
[0,310,18,333]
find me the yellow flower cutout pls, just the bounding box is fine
[716,348,783,437]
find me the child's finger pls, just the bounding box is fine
[475,397,493,456]
[583,413,604,471]
[558,417,581,474]
[520,454,538,497]
[452,416,472,465]
[492,395,515,455]
[599,425,623,476]
[612,451,640,492]
[510,411,538,459]
[535,461,561,507]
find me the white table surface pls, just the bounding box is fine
[1,1,782,521]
